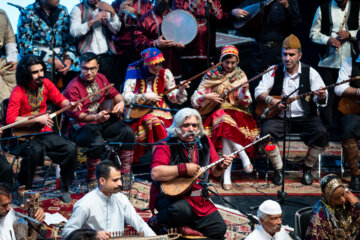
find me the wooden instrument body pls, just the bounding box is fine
[255,96,284,119]
[160,169,204,197]
[125,99,153,120]
[338,97,360,115]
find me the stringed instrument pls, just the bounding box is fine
[12,84,114,136]
[338,97,360,115]
[111,229,180,239]
[160,135,270,197]
[255,76,360,118]
[198,65,278,116]
[124,63,222,121]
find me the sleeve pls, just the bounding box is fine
[63,82,86,120]
[17,11,42,58]
[335,57,353,97]
[106,12,121,34]
[70,6,91,38]
[62,10,77,63]
[190,78,208,109]
[348,9,360,39]
[305,208,333,240]
[164,69,188,104]
[309,67,328,107]
[284,0,302,27]
[254,67,276,99]
[121,195,156,236]
[237,87,252,107]
[309,7,330,46]
[45,80,67,107]
[151,145,171,169]
[212,0,223,21]
[133,16,156,51]
[122,78,137,105]
[62,204,89,239]
[6,87,22,124]
[2,12,18,62]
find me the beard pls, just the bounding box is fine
[335,0,346,7]
[35,77,44,88]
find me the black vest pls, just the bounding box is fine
[350,58,360,88]
[318,0,359,58]
[269,63,317,116]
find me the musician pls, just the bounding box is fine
[334,31,360,191]
[0,9,17,109]
[147,108,233,239]
[231,0,301,90]
[173,0,223,104]
[133,0,183,80]
[111,0,153,89]
[62,160,156,240]
[17,0,79,88]
[0,182,45,239]
[255,34,328,186]
[191,45,259,190]
[310,0,360,130]
[63,52,135,189]
[6,55,81,203]
[70,0,121,86]
[123,48,188,162]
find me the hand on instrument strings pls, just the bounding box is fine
[179,80,190,94]
[270,97,284,110]
[69,102,82,112]
[345,189,359,206]
[336,30,351,42]
[58,59,72,75]
[327,37,341,48]
[145,92,162,103]
[98,2,116,18]
[241,83,249,92]
[96,230,111,240]
[37,114,54,127]
[278,0,290,8]
[49,58,65,71]
[220,154,234,169]
[7,61,17,72]
[157,35,175,48]
[231,8,249,19]
[112,101,125,115]
[186,163,201,177]
[314,86,326,100]
[34,207,45,222]
[96,110,110,123]
[204,93,223,104]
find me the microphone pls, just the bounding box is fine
[123,9,137,19]
[195,137,203,150]
[261,107,271,119]
[196,182,212,186]
[15,212,42,226]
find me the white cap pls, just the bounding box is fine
[257,200,282,219]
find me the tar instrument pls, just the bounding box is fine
[124,63,222,120]
[198,65,278,116]
[161,9,198,45]
[111,229,180,239]
[12,84,114,136]
[256,76,360,118]
[234,0,275,36]
[160,135,270,197]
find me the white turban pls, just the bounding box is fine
[257,200,282,220]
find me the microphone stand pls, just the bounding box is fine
[205,0,211,68]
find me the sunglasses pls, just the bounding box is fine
[182,123,198,128]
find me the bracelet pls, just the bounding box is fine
[177,163,187,176]
[141,93,147,101]
[265,95,273,105]
[94,113,100,121]
[356,88,360,97]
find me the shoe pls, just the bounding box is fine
[302,166,314,186]
[60,183,72,203]
[222,183,232,190]
[244,163,253,173]
[147,216,162,234]
[349,175,360,191]
[273,170,283,186]
[180,226,204,236]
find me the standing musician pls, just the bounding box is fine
[191,45,259,190]
[0,182,45,239]
[63,52,135,190]
[62,161,156,240]
[334,31,360,191]
[255,34,328,186]
[147,108,233,239]
[6,55,81,203]
[122,48,188,162]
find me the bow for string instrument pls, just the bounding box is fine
[160,134,270,197]
[198,64,278,116]
[124,62,222,120]
[256,75,360,118]
[12,83,114,136]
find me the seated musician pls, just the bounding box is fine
[334,31,360,191]
[63,52,135,189]
[62,160,155,239]
[305,174,360,240]
[147,108,233,239]
[191,45,259,190]
[0,182,45,239]
[255,34,328,186]
[122,47,188,162]
[6,55,81,203]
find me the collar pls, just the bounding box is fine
[95,186,112,201]
[331,0,348,9]
[257,225,282,239]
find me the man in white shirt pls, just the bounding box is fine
[70,0,121,86]
[245,200,291,240]
[0,183,45,239]
[334,31,360,191]
[255,34,328,186]
[310,0,360,129]
[62,160,155,240]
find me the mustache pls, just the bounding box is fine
[35,77,43,87]
[181,130,198,138]
[273,224,281,231]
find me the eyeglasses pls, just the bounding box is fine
[80,66,97,73]
[182,123,198,128]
